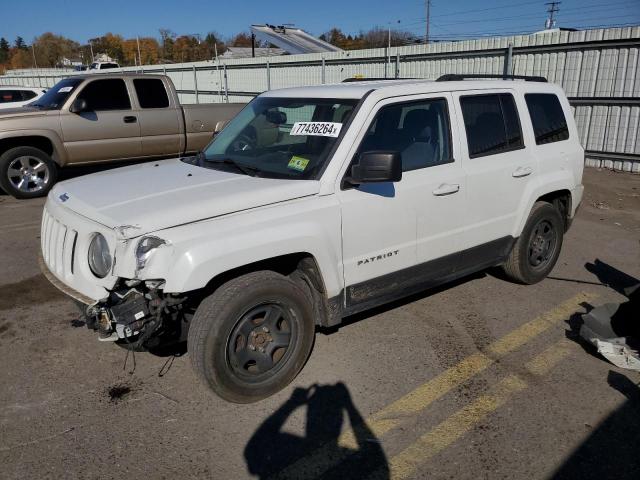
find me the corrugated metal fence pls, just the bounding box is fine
[2,26,639,171]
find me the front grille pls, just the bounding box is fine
[41,207,78,281]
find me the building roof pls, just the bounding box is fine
[221,47,286,58]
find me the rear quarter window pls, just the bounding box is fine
[524,93,569,145]
[133,78,170,108]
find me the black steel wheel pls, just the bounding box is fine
[501,201,564,284]
[188,271,315,403]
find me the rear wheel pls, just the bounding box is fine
[188,271,315,403]
[0,146,58,199]
[501,201,564,284]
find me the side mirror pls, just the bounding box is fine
[349,151,402,184]
[213,120,227,136]
[69,98,88,114]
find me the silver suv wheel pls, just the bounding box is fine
[7,155,51,193]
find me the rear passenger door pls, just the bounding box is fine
[132,78,183,157]
[61,78,142,162]
[453,90,536,250]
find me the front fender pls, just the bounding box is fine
[0,128,68,165]
[127,197,344,297]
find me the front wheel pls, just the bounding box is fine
[188,271,315,403]
[0,146,58,199]
[501,201,564,284]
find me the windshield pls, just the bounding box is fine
[200,96,358,180]
[31,77,83,110]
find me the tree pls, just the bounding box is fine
[14,36,27,50]
[122,37,159,66]
[89,33,124,62]
[229,32,252,48]
[0,37,9,64]
[159,28,175,62]
[10,48,31,68]
[33,32,80,67]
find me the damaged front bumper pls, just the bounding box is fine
[82,281,188,348]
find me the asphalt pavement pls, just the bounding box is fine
[0,167,638,480]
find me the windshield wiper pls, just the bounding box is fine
[206,157,260,177]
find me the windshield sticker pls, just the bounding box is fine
[57,86,74,93]
[290,122,342,138]
[288,156,310,172]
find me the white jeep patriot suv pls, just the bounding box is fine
[40,74,584,403]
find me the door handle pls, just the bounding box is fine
[123,116,137,123]
[512,166,533,178]
[432,183,460,196]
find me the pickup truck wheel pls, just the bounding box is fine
[0,147,58,199]
[501,201,564,284]
[188,271,315,403]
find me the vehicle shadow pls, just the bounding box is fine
[244,382,389,479]
[550,370,640,480]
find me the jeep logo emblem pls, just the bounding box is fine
[59,193,69,202]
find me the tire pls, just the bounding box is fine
[0,146,58,199]
[501,201,564,284]
[188,271,315,403]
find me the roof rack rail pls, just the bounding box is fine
[436,74,547,83]
[342,77,415,82]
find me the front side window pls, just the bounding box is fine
[0,90,21,103]
[460,93,523,158]
[355,98,452,171]
[134,79,170,108]
[30,77,83,110]
[200,97,357,179]
[525,93,569,144]
[76,79,131,111]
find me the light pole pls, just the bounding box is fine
[387,20,400,78]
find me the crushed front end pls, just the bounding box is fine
[83,280,189,350]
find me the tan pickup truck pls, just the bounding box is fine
[0,73,244,198]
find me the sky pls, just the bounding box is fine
[2,0,639,44]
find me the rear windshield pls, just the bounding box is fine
[31,77,83,110]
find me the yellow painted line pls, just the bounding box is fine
[378,340,574,480]
[380,375,528,480]
[273,292,594,480]
[524,339,572,376]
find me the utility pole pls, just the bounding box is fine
[136,36,142,66]
[89,40,94,63]
[31,44,38,69]
[545,2,561,29]
[425,0,431,44]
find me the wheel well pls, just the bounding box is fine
[0,136,56,161]
[536,190,572,230]
[196,252,326,300]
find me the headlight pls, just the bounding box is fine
[88,233,112,278]
[135,236,166,275]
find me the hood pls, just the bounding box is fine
[0,106,48,120]
[51,158,320,238]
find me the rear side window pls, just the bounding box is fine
[134,79,170,108]
[77,79,131,111]
[525,93,569,144]
[460,93,523,158]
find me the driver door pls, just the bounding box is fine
[61,78,142,163]
[338,94,466,311]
